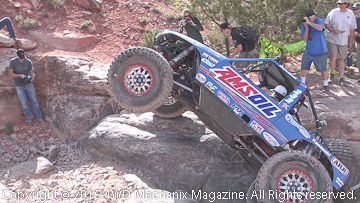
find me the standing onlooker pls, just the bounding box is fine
[219,22,256,68]
[325,0,357,86]
[8,49,45,126]
[179,9,204,43]
[0,17,16,39]
[300,9,329,91]
[352,2,360,82]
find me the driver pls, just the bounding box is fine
[271,85,287,102]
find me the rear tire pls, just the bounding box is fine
[108,47,173,113]
[255,150,332,203]
[327,139,360,203]
[153,95,188,118]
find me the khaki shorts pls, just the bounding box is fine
[327,41,347,59]
[234,49,256,68]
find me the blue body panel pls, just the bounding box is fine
[157,30,350,190]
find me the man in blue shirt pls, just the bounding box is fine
[300,9,329,91]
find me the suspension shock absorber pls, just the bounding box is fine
[169,46,195,67]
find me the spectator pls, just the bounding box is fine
[325,0,357,86]
[8,49,45,126]
[352,2,360,82]
[0,17,16,39]
[300,9,329,91]
[219,22,256,68]
[179,9,204,43]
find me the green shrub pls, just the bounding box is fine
[4,122,14,135]
[138,17,148,25]
[141,28,160,49]
[165,12,175,21]
[15,15,38,29]
[43,12,49,17]
[124,2,130,7]
[79,19,93,28]
[98,12,106,17]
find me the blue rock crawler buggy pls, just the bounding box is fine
[108,30,360,202]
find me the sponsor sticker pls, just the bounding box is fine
[262,132,280,147]
[250,121,264,134]
[331,158,349,176]
[205,81,218,93]
[231,103,243,116]
[217,90,230,104]
[285,114,311,139]
[196,73,206,83]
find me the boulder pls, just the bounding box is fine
[0,34,15,48]
[75,0,102,12]
[28,31,98,52]
[76,112,253,203]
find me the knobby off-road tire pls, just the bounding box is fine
[246,178,259,203]
[153,96,188,118]
[327,139,360,203]
[108,47,173,113]
[255,150,332,203]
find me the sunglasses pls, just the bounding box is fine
[184,15,190,17]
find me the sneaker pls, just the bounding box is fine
[38,118,46,124]
[323,86,329,92]
[339,78,345,86]
[25,120,32,126]
[328,74,334,84]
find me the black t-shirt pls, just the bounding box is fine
[230,27,255,52]
[9,57,34,86]
[356,17,360,43]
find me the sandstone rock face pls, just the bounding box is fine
[77,112,253,203]
[0,54,119,142]
[28,31,98,52]
[75,0,102,12]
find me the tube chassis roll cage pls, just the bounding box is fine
[154,30,350,191]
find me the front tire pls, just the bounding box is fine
[108,47,173,113]
[327,139,360,203]
[255,150,332,203]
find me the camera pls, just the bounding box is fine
[302,19,306,22]
[20,75,32,85]
[185,18,191,23]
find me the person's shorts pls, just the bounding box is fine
[301,51,327,72]
[327,41,347,59]
[234,49,256,68]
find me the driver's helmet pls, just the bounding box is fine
[271,85,287,102]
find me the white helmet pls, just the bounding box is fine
[274,85,287,97]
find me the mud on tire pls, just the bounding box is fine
[108,47,173,113]
[327,139,360,203]
[153,96,188,118]
[255,150,332,203]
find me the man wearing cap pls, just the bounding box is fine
[8,49,44,126]
[352,2,360,82]
[300,9,329,91]
[325,0,357,86]
[219,22,256,68]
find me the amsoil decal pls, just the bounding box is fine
[217,90,230,104]
[196,73,206,83]
[250,121,264,134]
[263,132,280,147]
[210,66,281,118]
[331,158,349,176]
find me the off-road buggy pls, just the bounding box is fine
[107,30,360,202]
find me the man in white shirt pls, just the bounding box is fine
[325,0,357,86]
